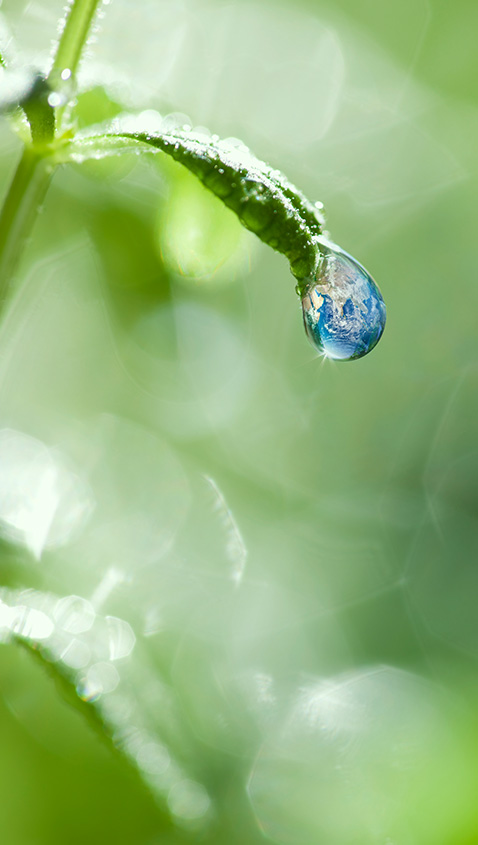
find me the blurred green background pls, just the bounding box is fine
[0,0,478,842]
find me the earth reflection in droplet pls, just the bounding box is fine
[301,238,386,361]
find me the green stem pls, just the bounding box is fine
[0,0,103,308]
[48,0,102,85]
[0,147,53,304]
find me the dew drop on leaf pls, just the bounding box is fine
[301,238,386,361]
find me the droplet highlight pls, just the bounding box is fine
[301,238,386,361]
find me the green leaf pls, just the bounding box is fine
[0,586,212,833]
[159,163,251,285]
[54,124,326,287]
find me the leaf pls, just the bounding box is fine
[54,123,327,287]
[159,162,251,285]
[0,586,212,834]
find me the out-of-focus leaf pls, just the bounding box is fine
[0,585,211,836]
[74,85,124,130]
[159,162,252,285]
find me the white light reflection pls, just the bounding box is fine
[248,666,446,845]
[253,672,276,708]
[204,475,247,586]
[293,675,366,740]
[100,692,134,725]
[0,429,94,559]
[143,606,163,638]
[59,638,91,670]
[167,779,211,823]
[53,595,96,634]
[236,670,277,732]
[0,600,13,642]
[90,567,125,611]
[136,739,170,776]
[78,661,120,701]
[0,602,54,641]
[106,616,136,660]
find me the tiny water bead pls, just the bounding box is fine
[301,238,386,361]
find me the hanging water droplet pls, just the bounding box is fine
[301,238,386,361]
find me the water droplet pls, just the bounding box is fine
[301,238,386,361]
[54,595,95,634]
[136,740,170,775]
[60,68,71,81]
[9,606,53,640]
[59,638,91,669]
[47,91,63,108]
[77,661,120,701]
[106,615,135,659]
[168,779,211,822]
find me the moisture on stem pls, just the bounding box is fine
[48,0,103,87]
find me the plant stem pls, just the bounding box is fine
[0,147,53,304]
[0,0,104,308]
[48,0,102,85]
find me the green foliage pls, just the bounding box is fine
[56,126,325,285]
[0,0,477,843]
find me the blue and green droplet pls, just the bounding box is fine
[301,238,386,361]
